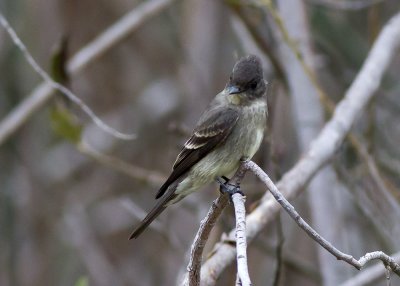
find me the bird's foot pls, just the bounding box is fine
[216,177,244,198]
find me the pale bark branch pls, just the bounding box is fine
[340,251,400,286]
[182,194,230,286]
[243,160,400,276]
[199,11,400,285]
[232,192,251,286]
[0,0,175,145]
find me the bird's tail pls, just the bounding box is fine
[129,184,178,239]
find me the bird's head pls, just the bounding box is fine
[225,55,267,103]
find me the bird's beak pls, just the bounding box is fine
[226,85,241,95]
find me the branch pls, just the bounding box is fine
[244,160,400,276]
[305,0,384,11]
[232,192,251,286]
[340,251,400,286]
[0,0,176,146]
[77,141,166,186]
[183,163,249,286]
[271,215,284,286]
[271,0,397,283]
[182,194,230,286]
[200,11,400,285]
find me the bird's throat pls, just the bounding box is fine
[228,94,241,105]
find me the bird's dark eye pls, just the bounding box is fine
[249,80,258,89]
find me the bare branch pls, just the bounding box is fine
[200,11,400,284]
[340,251,400,286]
[182,194,230,286]
[232,192,252,286]
[244,160,400,276]
[0,0,176,146]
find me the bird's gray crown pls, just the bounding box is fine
[232,55,263,84]
[227,55,266,98]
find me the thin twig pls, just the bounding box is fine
[0,0,175,146]
[199,11,400,284]
[244,160,400,276]
[232,192,252,286]
[0,12,135,140]
[77,141,166,186]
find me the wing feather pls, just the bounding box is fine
[155,107,239,199]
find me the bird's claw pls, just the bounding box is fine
[216,176,230,184]
[216,177,244,198]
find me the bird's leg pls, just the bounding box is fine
[216,177,244,197]
[221,176,230,183]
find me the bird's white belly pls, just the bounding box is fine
[246,128,264,159]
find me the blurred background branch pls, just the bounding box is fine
[0,0,175,146]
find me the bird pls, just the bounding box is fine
[129,55,268,239]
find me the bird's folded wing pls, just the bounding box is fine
[155,107,239,199]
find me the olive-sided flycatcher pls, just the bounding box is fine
[130,55,268,239]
